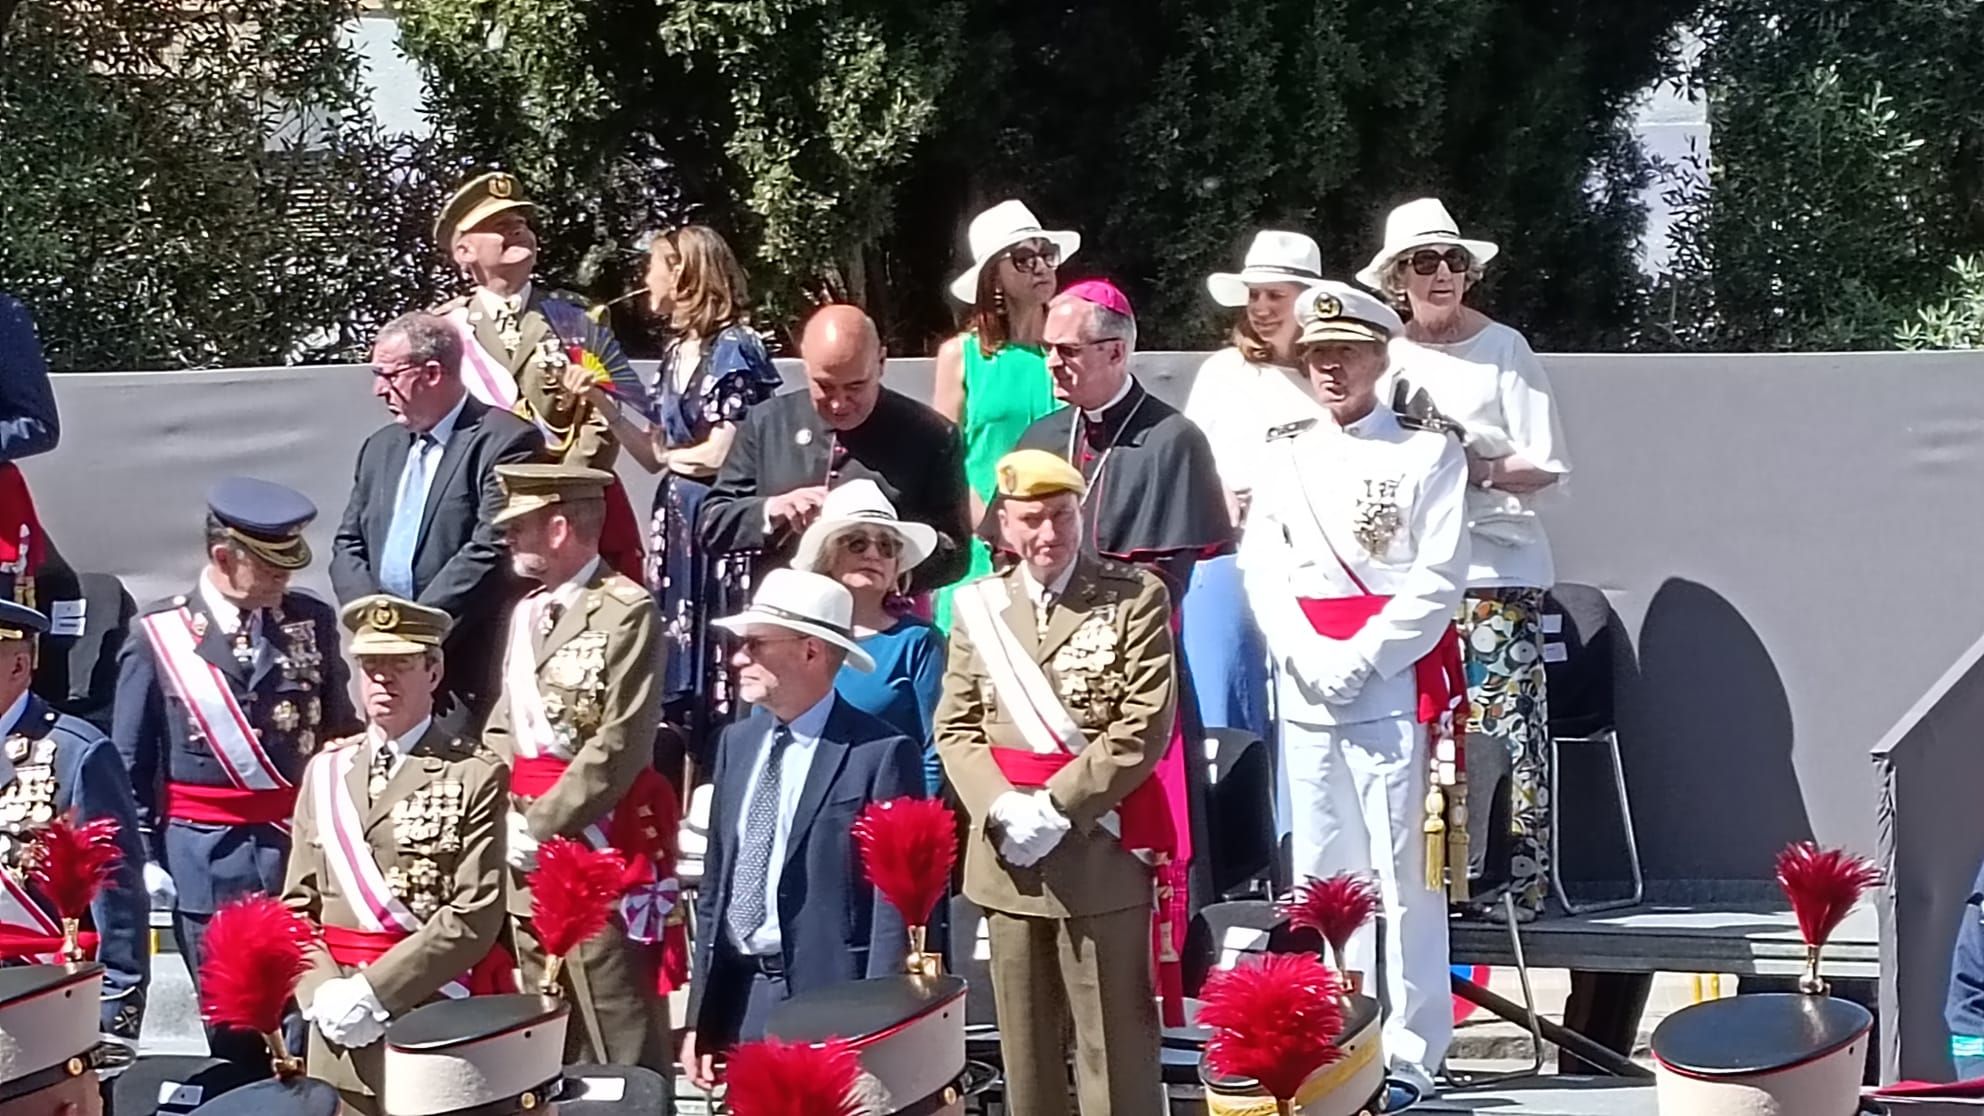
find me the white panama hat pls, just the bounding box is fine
[949,200,1081,304]
[714,568,876,673]
[792,479,938,576]
[1355,198,1500,291]
[1206,230,1324,307]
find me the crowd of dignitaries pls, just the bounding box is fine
[0,170,1580,1116]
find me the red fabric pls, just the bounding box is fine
[658,922,691,996]
[166,782,298,825]
[0,464,46,571]
[0,923,96,960]
[1297,597,1467,727]
[509,755,568,799]
[321,925,517,995]
[990,750,1175,858]
[600,478,644,583]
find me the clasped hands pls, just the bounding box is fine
[990,790,1071,868]
[306,973,388,1049]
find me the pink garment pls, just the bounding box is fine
[1062,278,1134,320]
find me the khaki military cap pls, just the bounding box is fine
[493,464,615,526]
[434,172,539,248]
[342,595,452,656]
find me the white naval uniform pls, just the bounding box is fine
[1236,403,1467,1078]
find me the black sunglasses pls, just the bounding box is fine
[837,532,903,558]
[1408,247,1472,276]
[1006,244,1062,272]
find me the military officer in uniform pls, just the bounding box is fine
[111,478,355,1062]
[430,172,634,471]
[481,464,671,1071]
[281,595,510,1115]
[1238,281,1469,1095]
[935,449,1176,1116]
[0,601,148,1042]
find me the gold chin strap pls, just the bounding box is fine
[226,528,308,571]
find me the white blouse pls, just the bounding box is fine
[1181,346,1324,500]
[1382,322,1571,589]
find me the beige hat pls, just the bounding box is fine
[949,200,1081,304]
[0,964,108,1104]
[792,480,939,575]
[382,995,569,1116]
[341,595,452,656]
[1356,198,1499,291]
[992,449,1086,501]
[1294,281,1402,347]
[1206,231,1324,308]
[493,464,615,526]
[434,172,539,248]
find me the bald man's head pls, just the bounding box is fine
[801,303,885,430]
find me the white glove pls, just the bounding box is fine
[1294,641,1371,706]
[310,974,387,1048]
[507,811,541,872]
[991,791,1071,868]
[142,862,176,910]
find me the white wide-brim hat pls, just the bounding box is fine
[793,479,938,576]
[949,199,1081,304]
[1356,197,1500,291]
[714,568,876,673]
[1206,230,1324,307]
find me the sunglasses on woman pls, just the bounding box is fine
[837,531,903,558]
[1408,247,1472,276]
[1006,244,1061,272]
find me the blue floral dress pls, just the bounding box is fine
[648,326,781,758]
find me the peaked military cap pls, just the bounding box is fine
[0,964,110,1103]
[341,594,452,656]
[0,600,47,642]
[1295,280,1404,347]
[434,172,539,248]
[493,464,615,526]
[207,477,315,571]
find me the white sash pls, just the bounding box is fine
[501,598,609,848]
[308,749,468,998]
[140,608,291,793]
[444,305,520,411]
[0,864,63,964]
[953,578,1087,757]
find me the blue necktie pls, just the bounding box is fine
[380,433,434,598]
[727,724,793,947]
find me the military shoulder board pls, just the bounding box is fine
[1266,419,1318,441]
[1397,411,1464,439]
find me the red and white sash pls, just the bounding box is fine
[141,607,293,796]
[443,304,521,411]
[0,865,63,964]
[307,748,470,998]
[953,578,1089,758]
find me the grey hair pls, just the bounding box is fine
[1051,292,1138,354]
[1379,253,1487,311]
[377,311,464,374]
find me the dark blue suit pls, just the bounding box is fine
[687,698,925,1046]
[0,294,58,464]
[110,586,353,1051]
[1,693,148,1036]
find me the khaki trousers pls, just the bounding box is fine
[985,905,1164,1116]
[514,916,670,1070]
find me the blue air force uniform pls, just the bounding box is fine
[0,601,148,1039]
[109,480,353,1038]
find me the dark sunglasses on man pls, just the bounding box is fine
[1408,247,1472,276]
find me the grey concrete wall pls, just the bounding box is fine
[24,351,1984,894]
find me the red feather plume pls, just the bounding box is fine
[26,811,122,919]
[198,895,314,1034]
[1198,953,1346,1101]
[1775,841,1881,950]
[722,1037,865,1116]
[852,797,957,927]
[1282,872,1380,961]
[530,836,626,959]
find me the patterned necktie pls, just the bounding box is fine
[368,742,394,802]
[726,724,793,947]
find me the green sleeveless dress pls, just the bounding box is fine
[934,333,1063,630]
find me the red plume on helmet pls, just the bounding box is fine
[529,836,627,993]
[1198,953,1346,1112]
[197,895,315,1075]
[1775,841,1881,994]
[852,796,956,976]
[24,811,122,962]
[721,1037,865,1116]
[1281,872,1380,990]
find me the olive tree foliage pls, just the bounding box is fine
[1645,0,1984,351]
[1898,256,1984,351]
[0,0,445,369]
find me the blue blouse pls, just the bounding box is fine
[834,616,948,792]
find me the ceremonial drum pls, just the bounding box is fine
[767,974,975,1115]
[1198,995,1399,1116]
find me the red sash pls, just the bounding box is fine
[166,781,299,826]
[1297,598,1466,724]
[0,926,97,959]
[989,751,1175,857]
[321,925,516,996]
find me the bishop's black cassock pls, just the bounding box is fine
[698,387,972,593]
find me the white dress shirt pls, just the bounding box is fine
[197,571,260,640]
[367,715,432,782]
[1082,375,1135,421]
[1015,560,1075,635]
[728,690,836,955]
[474,282,534,320]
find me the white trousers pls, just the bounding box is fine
[1282,716,1453,1074]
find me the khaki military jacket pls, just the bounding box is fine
[936,555,1176,919]
[436,289,616,470]
[483,565,660,916]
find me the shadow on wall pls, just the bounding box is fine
[1621,576,1813,887]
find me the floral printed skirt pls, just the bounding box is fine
[1462,587,1551,918]
[651,472,755,767]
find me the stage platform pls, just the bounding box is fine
[1448,898,1880,979]
[1421,1077,1657,1114]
